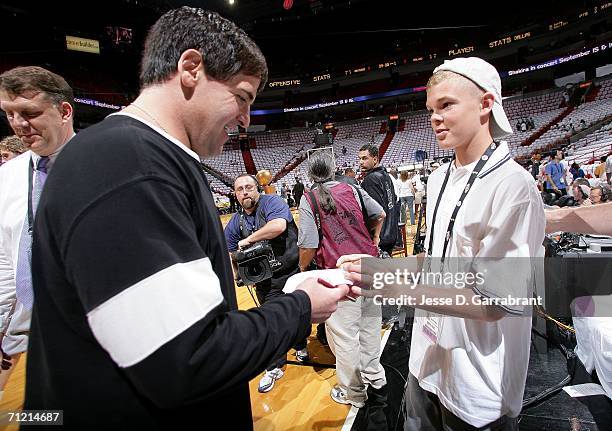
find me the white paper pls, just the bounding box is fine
[282,269,353,294]
[562,383,607,398]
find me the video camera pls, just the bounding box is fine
[234,242,283,285]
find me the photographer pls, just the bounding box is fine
[225,174,308,393]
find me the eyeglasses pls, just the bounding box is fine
[236,184,256,193]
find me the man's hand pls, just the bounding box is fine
[335,254,388,297]
[238,237,251,249]
[295,278,351,323]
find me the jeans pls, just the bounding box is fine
[400,196,415,225]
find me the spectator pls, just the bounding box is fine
[335,167,358,186]
[594,156,607,182]
[528,116,535,130]
[570,162,585,179]
[398,170,415,225]
[0,135,26,165]
[530,154,540,180]
[412,172,425,216]
[358,143,398,255]
[0,66,76,399]
[297,150,386,408]
[292,177,305,206]
[569,178,592,206]
[544,149,567,197]
[590,184,609,205]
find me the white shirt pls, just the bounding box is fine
[0,152,33,335]
[0,137,72,346]
[409,141,545,427]
[412,175,425,193]
[397,178,414,197]
[389,175,400,200]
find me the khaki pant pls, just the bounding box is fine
[325,297,387,405]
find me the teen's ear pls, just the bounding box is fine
[481,92,495,114]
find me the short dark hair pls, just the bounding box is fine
[233,173,259,189]
[601,156,608,163]
[0,66,74,106]
[550,149,562,159]
[359,143,379,158]
[140,7,268,93]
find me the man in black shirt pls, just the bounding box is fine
[358,143,398,255]
[27,7,349,429]
[293,177,305,205]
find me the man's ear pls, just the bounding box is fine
[178,49,204,88]
[59,102,73,123]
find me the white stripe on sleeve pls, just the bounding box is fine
[87,257,224,368]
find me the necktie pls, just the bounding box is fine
[15,156,49,310]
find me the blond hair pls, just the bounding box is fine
[426,70,483,98]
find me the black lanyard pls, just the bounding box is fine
[427,141,500,262]
[238,207,264,239]
[26,157,35,234]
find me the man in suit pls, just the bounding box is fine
[0,66,75,398]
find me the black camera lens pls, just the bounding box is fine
[246,261,265,278]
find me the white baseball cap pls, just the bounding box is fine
[433,57,513,138]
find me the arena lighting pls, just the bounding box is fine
[228,0,235,5]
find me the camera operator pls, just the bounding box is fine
[224,174,308,393]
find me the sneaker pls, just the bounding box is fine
[295,348,309,362]
[258,368,284,393]
[330,385,365,408]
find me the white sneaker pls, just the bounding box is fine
[330,385,365,408]
[258,368,284,393]
[295,348,309,362]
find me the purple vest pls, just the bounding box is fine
[305,182,378,269]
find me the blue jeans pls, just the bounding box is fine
[400,196,415,225]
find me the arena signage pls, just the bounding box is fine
[504,40,612,77]
[66,36,100,54]
[268,79,301,88]
[448,46,475,56]
[312,73,331,82]
[74,97,122,110]
[489,31,532,48]
[549,20,568,31]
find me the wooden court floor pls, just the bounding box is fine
[0,210,417,430]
